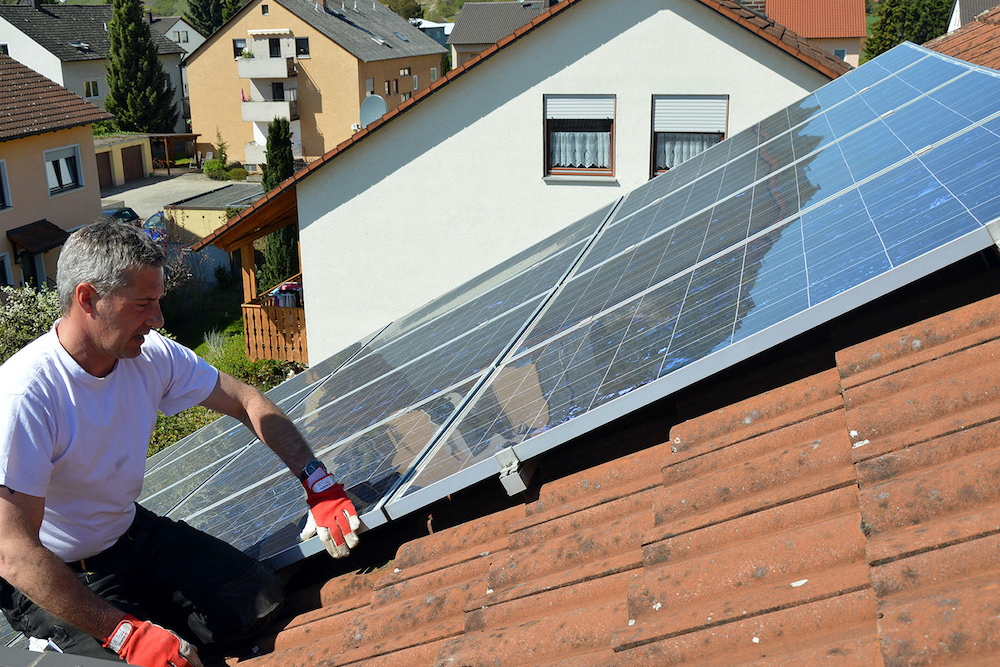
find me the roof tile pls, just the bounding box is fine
[925,6,1000,71]
[765,0,867,39]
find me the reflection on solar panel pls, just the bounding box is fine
[143,43,1000,568]
[385,44,1000,517]
[150,204,616,563]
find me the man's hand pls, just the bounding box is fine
[299,462,360,558]
[104,614,203,667]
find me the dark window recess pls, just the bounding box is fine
[269,38,281,58]
[547,118,613,173]
[272,81,285,101]
[295,37,309,56]
[0,45,8,55]
[232,39,246,58]
[262,4,269,14]
[0,256,9,287]
[391,79,398,95]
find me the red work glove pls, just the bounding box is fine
[299,461,361,558]
[103,614,203,667]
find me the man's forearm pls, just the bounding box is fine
[1,541,122,640]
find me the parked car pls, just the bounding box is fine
[102,207,141,226]
[142,211,167,241]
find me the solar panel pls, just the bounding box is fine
[158,203,617,563]
[385,44,1000,517]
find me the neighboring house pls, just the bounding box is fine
[0,2,186,133]
[196,0,849,364]
[93,134,155,188]
[448,0,558,67]
[147,13,207,106]
[757,0,867,66]
[184,0,447,170]
[927,4,1000,67]
[0,53,111,288]
[414,18,454,49]
[947,0,1000,31]
[167,182,264,245]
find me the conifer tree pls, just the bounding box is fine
[185,0,225,38]
[257,117,298,292]
[863,0,949,61]
[105,0,178,132]
[223,0,248,23]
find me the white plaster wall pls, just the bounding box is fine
[0,19,63,83]
[299,0,833,363]
[811,37,861,68]
[62,60,110,106]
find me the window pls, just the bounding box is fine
[412,75,418,90]
[44,145,82,195]
[0,44,7,56]
[400,67,411,76]
[401,92,411,102]
[295,37,310,57]
[164,73,172,90]
[651,95,728,176]
[430,67,437,82]
[544,95,615,176]
[384,80,390,95]
[365,78,374,97]
[233,38,246,58]
[272,81,285,101]
[172,30,188,43]
[391,79,398,95]
[0,160,10,212]
[833,48,847,60]
[180,31,189,43]
[0,253,11,287]
[269,38,281,58]
[262,4,269,14]
[84,79,100,98]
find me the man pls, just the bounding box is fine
[0,222,360,666]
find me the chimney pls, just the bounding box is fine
[31,0,42,10]
[741,0,766,16]
[145,10,153,24]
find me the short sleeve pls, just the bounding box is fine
[148,332,220,417]
[0,392,56,497]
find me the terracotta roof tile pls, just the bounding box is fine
[925,5,1000,69]
[0,53,111,141]
[194,0,849,252]
[220,277,1000,667]
[765,0,868,39]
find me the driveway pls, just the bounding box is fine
[100,171,234,221]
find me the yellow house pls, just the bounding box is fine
[185,0,447,169]
[0,53,111,288]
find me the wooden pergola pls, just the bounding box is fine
[193,185,307,363]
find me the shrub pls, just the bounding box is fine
[148,405,219,457]
[203,158,227,180]
[227,167,248,181]
[0,285,61,364]
[213,263,234,288]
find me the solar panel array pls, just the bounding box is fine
[137,43,1000,567]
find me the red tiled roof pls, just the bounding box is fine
[224,281,1000,666]
[0,53,111,141]
[193,0,850,252]
[765,0,868,39]
[925,4,1000,69]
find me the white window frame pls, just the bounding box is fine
[412,75,418,90]
[84,79,100,99]
[0,159,11,212]
[44,144,83,196]
[544,94,616,177]
[295,37,310,57]
[180,31,189,43]
[0,252,13,287]
[430,67,437,82]
[651,95,728,176]
[833,48,847,60]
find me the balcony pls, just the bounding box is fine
[237,55,296,80]
[244,142,266,165]
[241,97,299,122]
[243,274,307,363]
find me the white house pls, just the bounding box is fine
[147,14,206,100]
[197,0,850,364]
[0,3,186,132]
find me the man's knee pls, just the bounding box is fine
[197,560,285,643]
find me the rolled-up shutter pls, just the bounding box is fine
[545,95,615,120]
[653,95,728,134]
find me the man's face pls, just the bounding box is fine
[91,266,165,362]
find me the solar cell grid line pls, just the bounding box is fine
[386,46,1000,519]
[160,202,620,563]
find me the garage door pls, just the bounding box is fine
[122,145,144,183]
[96,151,113,189]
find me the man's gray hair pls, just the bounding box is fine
[57,221,167,313]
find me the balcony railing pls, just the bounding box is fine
[237,55,297,79]
[241,97,299,122]
[243,274,307,363]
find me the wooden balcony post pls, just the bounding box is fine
[240,243,257,303]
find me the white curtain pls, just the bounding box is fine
[550,131,612,169]
[655,133,722,171]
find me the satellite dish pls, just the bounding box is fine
[359,94,388,129]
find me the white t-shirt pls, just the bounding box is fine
[0,326,218,561]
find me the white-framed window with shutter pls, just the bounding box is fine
[652,95,728,176]
[44,145,82,195]
[544,94,615,176]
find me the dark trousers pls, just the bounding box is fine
[0,504,285,661]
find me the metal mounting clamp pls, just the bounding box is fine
[494,447,536,496]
